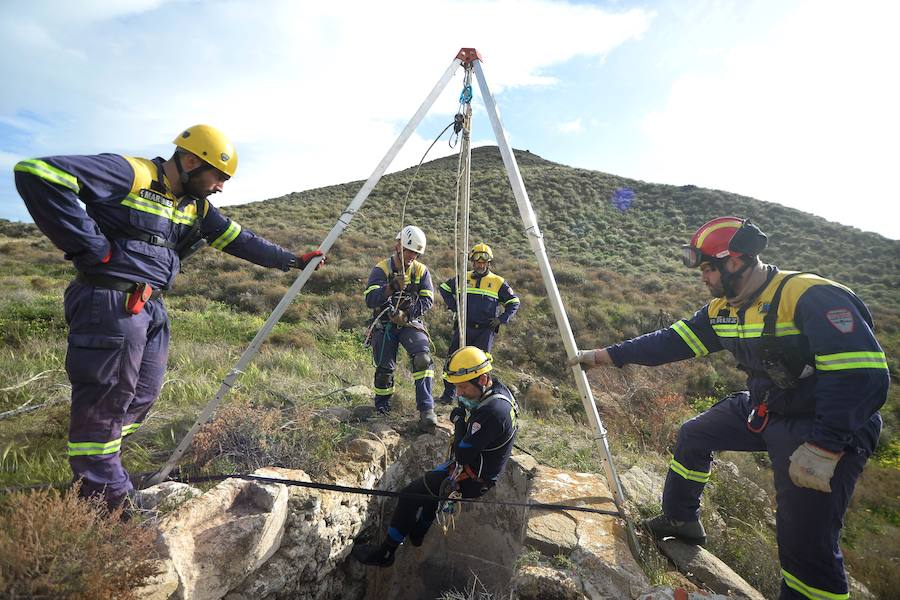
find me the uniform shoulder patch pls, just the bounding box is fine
[470,422,481,435]
[825,308,855,333]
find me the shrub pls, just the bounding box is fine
[522,382,556,417]
[0,485,159,599]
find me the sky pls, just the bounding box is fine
[1,0,898,239]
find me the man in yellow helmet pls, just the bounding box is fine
[438,242,520,404]
[351,346,519,567]
[14,124,325,514]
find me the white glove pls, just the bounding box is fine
[788,443,843,492]
[566,349,612,370]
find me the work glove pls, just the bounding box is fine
[388,272,406,292]
[389,309,408,325]
[488,317,502,329]
[449,406,467,424]
[788,443,843,492]
[291,250,326,270]
[566,349,612,370]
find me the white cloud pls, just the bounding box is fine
[557,118,583,134]
[638,2,900,237]
[0,0,653,218]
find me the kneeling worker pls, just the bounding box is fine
[351,346,519,567]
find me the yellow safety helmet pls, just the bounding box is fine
[469,243,493,262]
[173,124,238,177]
[445,346,493,384]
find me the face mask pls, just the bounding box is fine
[459,397,479,411]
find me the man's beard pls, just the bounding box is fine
[706,281,725,298]
[184,178,211,199]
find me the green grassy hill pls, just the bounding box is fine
[1,145,898,597]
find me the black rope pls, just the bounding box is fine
[0,471,621,518]
[172,473,622,517]
[398,119,456,229]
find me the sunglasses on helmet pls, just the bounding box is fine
[470,252,491,262]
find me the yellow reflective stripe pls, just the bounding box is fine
[440,282,453,293]
[781,569,849,600]
[419,289,433,298]
[15,159,80,193]
[712,323,801,338]
[696,219,740,247]
[121,423,141,436]
[672,320,709,357]
[466,287,499,299]
[712,324,738,337]
[504,297,521,305]
[68,438,122,457]
[210,221,241,250]
[413,369,435,381]
[815,351,888,371]
[669,457,711,483]
[121,194,196,225]
[365,284,381,296]
[374,386,395,396]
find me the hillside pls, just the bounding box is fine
[1,145,898,597]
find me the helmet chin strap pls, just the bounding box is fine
[174,152,212,192]
[719,257,753,298]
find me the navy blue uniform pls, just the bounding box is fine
[15,154,297,506]
[385,380,519,545]
[364,255,435,412]
[607,268,889,600]
[438,270,519,401]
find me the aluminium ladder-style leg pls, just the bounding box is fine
[471,57,641,558]
[143,54,465,488]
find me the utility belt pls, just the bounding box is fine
[75,272,163,315]
[471,322,494,330]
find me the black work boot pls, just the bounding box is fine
[418,408,437,433]
[643,514,707,545]
[350,541,396,567]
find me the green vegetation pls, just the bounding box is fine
[1,146,898,596]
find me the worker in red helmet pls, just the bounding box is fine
[14,125,325,515]
[570,217,888,600]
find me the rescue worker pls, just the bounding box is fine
[364,225,438,432]
[351,346,519,567]
[14,124,325,513]
[570,217,888,600]
[437,243,519,404]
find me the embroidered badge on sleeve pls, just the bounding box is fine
[826,308,855,333]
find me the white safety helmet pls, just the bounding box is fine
[396,225,427,255]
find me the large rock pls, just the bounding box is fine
[657,540,765,600]
[513,565,585,599]
[155,471,289,599]
[230,424,406,600]
[523,466,650,599]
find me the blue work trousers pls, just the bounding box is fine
[665,391,880,600]
[440,324,496,401]
[370,323,433,412]
[64,280,169,507]
[386,466,493,545]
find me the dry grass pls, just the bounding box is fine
[0,484,160,599]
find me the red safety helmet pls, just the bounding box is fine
[682,217,767,268]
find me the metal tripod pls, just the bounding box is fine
[145,49,639,557]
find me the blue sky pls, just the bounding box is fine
[1,0,897,239]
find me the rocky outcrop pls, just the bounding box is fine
[137,416,765,600]
[154,473,289,599]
